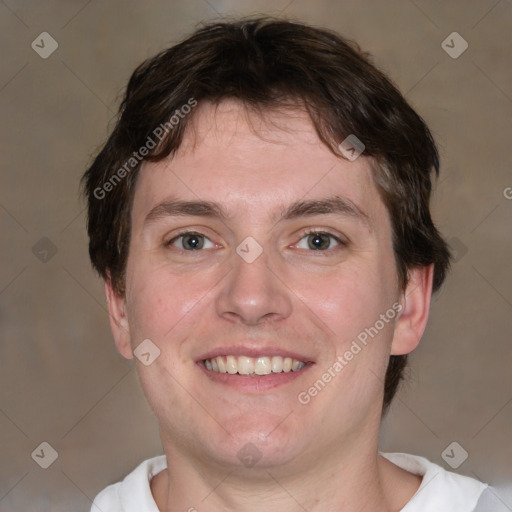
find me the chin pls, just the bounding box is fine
[208,422,308,470]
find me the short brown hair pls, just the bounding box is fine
[81,17,451,412]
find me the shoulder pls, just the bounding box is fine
[90,455,167,512]
[381,452,488,512]
[473,487,512,512]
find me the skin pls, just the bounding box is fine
[105,99,433,512]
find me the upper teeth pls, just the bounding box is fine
[204,355,306,375]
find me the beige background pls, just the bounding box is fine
[1,0,511,510]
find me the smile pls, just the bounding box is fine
[203,355,306,376]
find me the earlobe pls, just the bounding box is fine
[104,275,134,360]
[391,264,434,356]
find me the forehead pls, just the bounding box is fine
[132,100,386,226]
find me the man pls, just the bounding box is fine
[83,17,502,512]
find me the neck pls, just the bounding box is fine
[151,434,421,512]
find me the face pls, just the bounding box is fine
[107,100,431,473]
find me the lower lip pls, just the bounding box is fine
[197,361,314,393]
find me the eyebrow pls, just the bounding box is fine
[144,196,371,229]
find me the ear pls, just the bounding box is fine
[391,264,434,355]
[104,274,133,360]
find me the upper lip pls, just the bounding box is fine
[196,345,315,363]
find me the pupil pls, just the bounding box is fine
[309,233,329,250]
[185,235,202,249]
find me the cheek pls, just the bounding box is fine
[294,263,390,343]
[125,261,213,344]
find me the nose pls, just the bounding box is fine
[215,246,293,326]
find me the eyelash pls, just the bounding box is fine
[165,229,346,252]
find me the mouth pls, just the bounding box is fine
[202,355,308,375]
[197,352,314,392]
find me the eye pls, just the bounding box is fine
[296,231,343,251]
[166,232,216,251]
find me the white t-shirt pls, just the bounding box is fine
[90,452,502,512]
